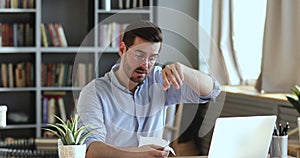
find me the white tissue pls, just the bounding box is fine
[138,136,176,156]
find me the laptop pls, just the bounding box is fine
[207,115,277,158]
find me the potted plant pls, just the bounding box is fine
[43,115,92,158]
[286,85,300,138]
[286,85,300,114]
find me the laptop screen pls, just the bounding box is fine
[208,115,276,158]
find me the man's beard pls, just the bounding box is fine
[129,67,148,83]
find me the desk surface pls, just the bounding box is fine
[176,156,295,158]
[174,156,207,158]
[222,85,290,102]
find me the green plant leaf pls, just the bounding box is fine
[47,124,66,137]
[78,131,93,145]
[72,115,80,135]
[287,96,300,114]
[43,114,92,145]
[291,85,300,99]
[54,115,67,126]
[74,126,88,144]
[65,128,75,145]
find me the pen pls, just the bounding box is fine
[278,123,282,136]
[273,124,279,136]
[282,122,290,136]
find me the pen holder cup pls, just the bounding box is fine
[270,135,288,158]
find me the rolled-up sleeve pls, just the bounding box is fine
[77,80,107,148]
[198,75,221,102]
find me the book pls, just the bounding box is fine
[104,0,111,11]
[7,23,13,46]
[125,0,130,8]
[63,64,69,86]
[44,24,52,46]
[139,0,143,8]
[66,64,73,86]
[25,23,33,46]
[1,63,7,87]
[46,63,52,87]
[8,63,13,87]
[118,0,123,9]
[51,63,61,86]
[42,97,48,123]
[22,0,27,8]
[0,0,5,8]
[25,62,34,87]
[35,138,58,151]
[0,23,2,46]
[47,23,59,47]
[111,22,120,48]
[57,97,67,121]
[27,0,34,8]
[2,23,7,46]
[47,97,56,124]
[41,63,47,87]
[87,63,93,82]
[15,62,25,87]
[55,24,68,47]
[12,23,18,46]
[77,63,86,87]
[132,0,137,8]
[49,63,55,86]
[99,24,109,47]
[58,63,65,87]
[43,91,66,96]
[40,23,48,47]
[17,23,24,46]
[53,24,62,47]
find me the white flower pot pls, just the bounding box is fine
[58,139,86,158]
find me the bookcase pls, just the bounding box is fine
[0,0,154,141]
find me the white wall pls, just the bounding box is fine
[156,0,199,68]
[156,0,201,141]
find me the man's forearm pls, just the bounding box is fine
[182,64,214,96]
[86,141,168,158]
[86,141,131,158]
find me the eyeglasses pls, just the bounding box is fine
[128,49,159,64]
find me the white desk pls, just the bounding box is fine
[176,156,295,158]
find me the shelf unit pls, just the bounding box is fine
[0,0,153,139]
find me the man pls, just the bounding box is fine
[77,20,220,158]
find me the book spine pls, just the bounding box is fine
[56,24,68,47]
[47,97,55,124]
[1,63,7,87]
[42,97,48,123]
[40,23,48,47]
[8,63,13,87]
[57,97,67,121]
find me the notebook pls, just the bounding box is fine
[208,115,277,158]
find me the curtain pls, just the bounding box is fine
[256,0,300,93]
[208,0,242,85]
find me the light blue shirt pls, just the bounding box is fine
[77,64,220,148]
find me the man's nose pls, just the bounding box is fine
[140,57,150,67]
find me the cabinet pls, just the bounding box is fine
[0,0,154,140]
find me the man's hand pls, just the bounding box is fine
[87,142,169,158]
[162,62,184,91]
[131,144,169,158]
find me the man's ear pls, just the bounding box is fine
[119,42,126,56]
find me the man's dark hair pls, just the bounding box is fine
[122,20,162,48]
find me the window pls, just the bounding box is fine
[199,0,267,85]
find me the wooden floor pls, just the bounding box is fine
[169,139,200,157]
